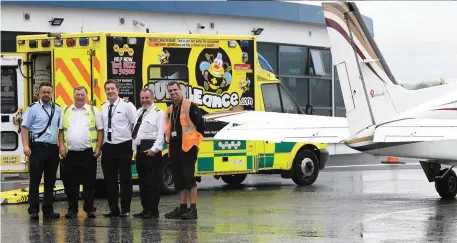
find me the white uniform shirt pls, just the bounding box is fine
[132,104,166,153]
[101,97,137,144]
[59,104,104,151]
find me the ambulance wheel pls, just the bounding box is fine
[161,156,176,195]
[435,169,457,199]
[221,174,247,186]
[292,149,319,186]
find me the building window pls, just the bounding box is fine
[279,45,308,76]
[1,31,47,52]
[309,49,332,77]
[257,43,278,74]
[309,78,332,107]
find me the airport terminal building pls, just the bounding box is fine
[1,0,373,154]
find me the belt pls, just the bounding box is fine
[68,147,92,153]
[34,142,57,147]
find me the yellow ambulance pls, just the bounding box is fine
[1,32,328,196]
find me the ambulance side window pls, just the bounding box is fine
[261,84,282,113]
[261,83,302,114]
[278,84,301,114]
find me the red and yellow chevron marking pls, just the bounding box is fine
[54,51,103,108]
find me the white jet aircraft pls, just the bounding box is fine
[204,1,457,199]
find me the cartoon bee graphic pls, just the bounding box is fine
[199,52,232,94]
[239,77,251,93]
[158,50,170,64]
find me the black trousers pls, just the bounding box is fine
[63,148,97,214]
[101,140,133,214]
[136,147,163,215]
[28,143,59,214]
[169,144,198,191]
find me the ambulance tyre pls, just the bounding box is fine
[221,174,247,186]
[292,149,319,186]
[161,156,176,195]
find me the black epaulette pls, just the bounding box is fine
[154,107,160,112]
[101,101,106,105]
[28,102,37,107]
[54,103,60,107]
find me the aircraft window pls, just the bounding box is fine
[261,84,282,113]
[1,67,18,114]
[257,53,275,73]
[278,84,301,114]
[1,132,18,151]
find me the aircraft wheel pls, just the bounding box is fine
[435,169,457,199]
[292,149,319,186]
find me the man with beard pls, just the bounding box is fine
[21,82,62,220]
[101,80,137,217]
[132,88,166,219]
[58,86,104,219]
[164,81,205,220]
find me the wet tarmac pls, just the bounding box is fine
[2,167,456,242]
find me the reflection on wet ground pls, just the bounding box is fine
[2,169,456,242]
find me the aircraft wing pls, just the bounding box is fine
[204,111,350,143]
[373,118,457,142]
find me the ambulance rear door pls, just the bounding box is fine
[1,54,27,173]
[53,46,95,108]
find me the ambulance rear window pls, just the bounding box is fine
[1,132,18,151]
[1,67,18,114]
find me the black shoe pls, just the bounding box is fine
[133,211,147,218]
[180,208,197,220]
[87,212,96,218]
[103,212,120,218]
[43,212,60,219]
[141,211,159,219]
[65,212,77,219]
[29,213,39,220]
[165,207,186,219]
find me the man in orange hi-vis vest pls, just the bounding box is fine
[164,81,205,220]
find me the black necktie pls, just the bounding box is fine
[132,109,147,139]
[108,104,113,141]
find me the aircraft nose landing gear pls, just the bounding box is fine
[435,167,457,200]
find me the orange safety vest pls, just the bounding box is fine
[166,98,203,155]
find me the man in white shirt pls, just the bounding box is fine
[100,80,137,217]
[58,86,104,219]
[132,88,166,219]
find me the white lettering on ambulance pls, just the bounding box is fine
[149,82,240,109]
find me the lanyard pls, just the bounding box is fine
[40,100,55,121]
[172,105,180,132]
